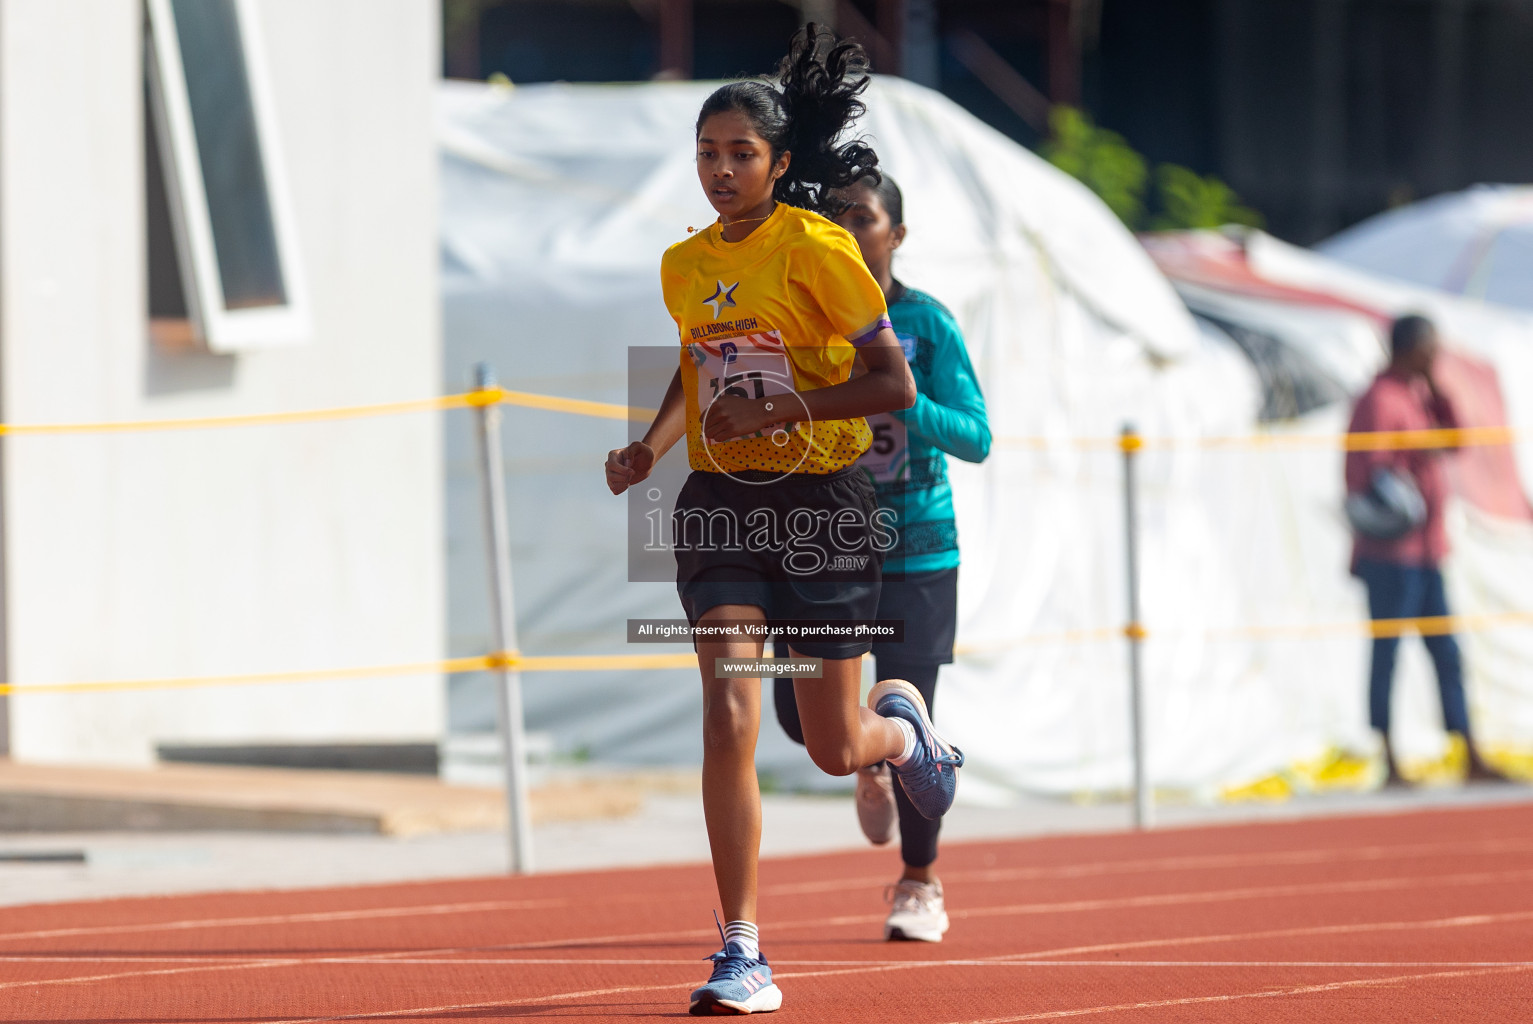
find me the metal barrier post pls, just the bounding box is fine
[473,363,534,873]
[1121,424,1152,830]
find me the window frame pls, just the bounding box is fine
[144,0,309,352]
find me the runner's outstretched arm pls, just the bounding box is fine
[902,322,991,463]
[606,368,685,495]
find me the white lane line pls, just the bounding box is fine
[933,963,1533,1023]
[461,866,1533,955]
[0,938,550,993]
[952,865,1533,920]
[1,879,1527,999]
[764,835,1533,896]
[317,958,1533,969]
[1000,908,1533,962]
[2,852,1524,950]
[266,980,700,1023]
[760,866,1533,936]
[258,962,1533,1024]
[0,956,312,993]
[0,897,566,945]
[162,865,1527,965]
[0,955,698,966]
[7,954,1533,970]
[254,912,1533,1023]
[21,908,1513,1021]
[0,940,597,995]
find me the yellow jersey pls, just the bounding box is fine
[661,204,891,475]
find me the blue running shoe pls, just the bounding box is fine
[869,678,963,820]
[688,941,781,1015]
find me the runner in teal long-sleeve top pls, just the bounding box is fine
[774,173,991,943]
[869,285,991,573]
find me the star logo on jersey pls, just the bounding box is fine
[703,280,739,321]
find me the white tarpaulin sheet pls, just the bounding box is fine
[439,78,1528,799]
[1318,185,1533,313]
[1148,229,1533,771]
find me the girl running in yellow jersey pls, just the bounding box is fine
[604,25,964,1016]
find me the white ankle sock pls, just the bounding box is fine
[888,718,917,766]
[723,919,759,958]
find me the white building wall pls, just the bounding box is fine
[0,0,444,764]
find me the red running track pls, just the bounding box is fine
[2,802,1531,1022]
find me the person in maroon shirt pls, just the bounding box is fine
[1346,314,1506,786]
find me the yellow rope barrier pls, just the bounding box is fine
[1208,609,1533,641]
[510,652,698,672]
[0,394,473,436]
[0,380,1506,447]
[0,385,1518,695]
[954,610,1533,655]
[0,387,648,435]
[0,651,699,696]
[7,608,1532,696]
[1171,425,1519,453]
[995,425,1522,454]
[495,388,653,424]
[0,656,495,696]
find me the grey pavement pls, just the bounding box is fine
[0,777,1528,908]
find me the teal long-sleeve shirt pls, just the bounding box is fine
[864,285,991,575]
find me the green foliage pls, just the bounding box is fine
[443,0,489,38]
[1151,164,1264,231]
[1043,107,1148,228]
[1043,107,1263,232]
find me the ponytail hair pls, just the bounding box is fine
[695,24,880,216]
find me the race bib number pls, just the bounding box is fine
[690,331,798,441]
[859,412,909,483]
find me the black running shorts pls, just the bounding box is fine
[870,567,958,665]
[674,465,886,660]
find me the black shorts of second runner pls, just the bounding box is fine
[675,465,887,660]
[870,566,958,665]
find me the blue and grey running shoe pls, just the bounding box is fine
[688,941,781,1015]
[869,678,963,820]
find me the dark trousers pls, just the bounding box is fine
[1356,558,1470,736]
[772,658,942,869]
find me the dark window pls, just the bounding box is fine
[170,0,286,309]
[145,75,189,321]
